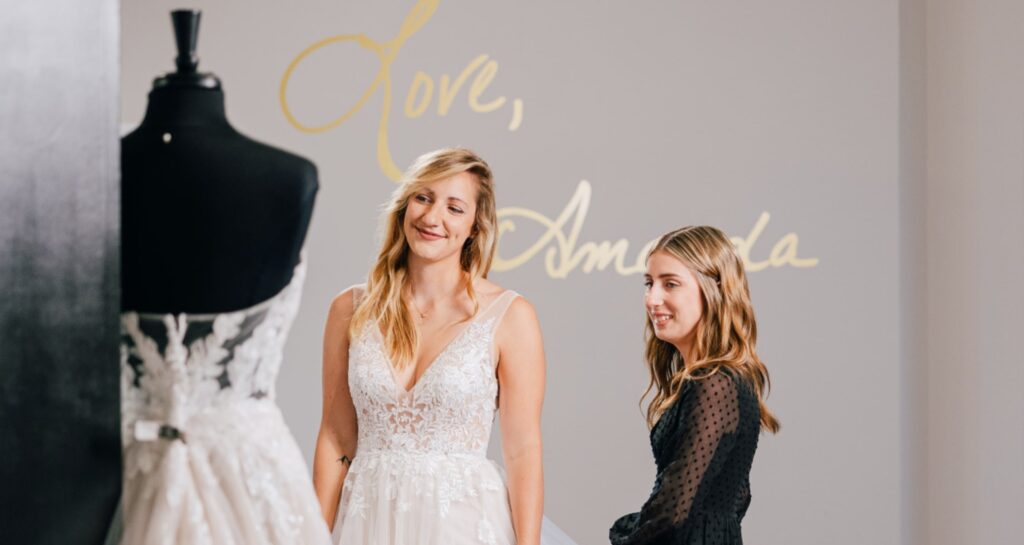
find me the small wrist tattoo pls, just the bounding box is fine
[338,455,352,467]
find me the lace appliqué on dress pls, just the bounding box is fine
[117,256,331,545]
[349,317,499,456]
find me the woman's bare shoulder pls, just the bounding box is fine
[328,284,365,321]
[471,278,510,306]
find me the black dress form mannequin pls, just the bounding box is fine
[122,10,317,314]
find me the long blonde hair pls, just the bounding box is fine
[642,226,780,433]
[350,148,498,369]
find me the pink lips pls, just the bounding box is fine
[416,227,445,241]
[650,313,672,329]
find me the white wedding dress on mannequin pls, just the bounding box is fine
[115,257,331,545]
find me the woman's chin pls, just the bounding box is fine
[653,329,680,345]
[407,245,456,264]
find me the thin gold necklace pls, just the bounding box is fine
[408,289,428,320]
[408,274,468,321]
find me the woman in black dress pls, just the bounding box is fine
[610,226,780,545]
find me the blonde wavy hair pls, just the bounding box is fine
[350,148,498,369]
[642,226,780,433]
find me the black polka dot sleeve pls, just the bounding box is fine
[610,371,760,545]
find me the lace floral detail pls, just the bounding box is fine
[349,318,499,456]
[121,258,305,448]
[343,452,504,519]
[478,519,498,545]
[117,256,331,545]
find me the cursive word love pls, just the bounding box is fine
[405,54,523,130]
[279,0,522,182]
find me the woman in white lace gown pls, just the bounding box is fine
[315,148,560,545]
[117,256,332,545]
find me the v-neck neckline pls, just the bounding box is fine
[374,290,509,395]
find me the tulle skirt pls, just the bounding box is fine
[115,401,332,545]
[332,451,577,545]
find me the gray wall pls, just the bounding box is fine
[119,1,1024,543]
[926,1,1024,543]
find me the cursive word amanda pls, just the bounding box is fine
[494,181,819,277]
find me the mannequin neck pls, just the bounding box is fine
[140,87,230,128]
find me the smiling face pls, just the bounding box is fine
[402,171,480,266]
[644,250,705,357]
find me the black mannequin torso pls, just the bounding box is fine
[121,86,318,313]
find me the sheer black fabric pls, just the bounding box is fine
[610,370,761,545]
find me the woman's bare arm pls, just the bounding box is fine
[496,297,546,545]
[312,288,359,530]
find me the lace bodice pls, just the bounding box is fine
[347,287,520,457]
[120,257,306,446]
[115,256,334,545]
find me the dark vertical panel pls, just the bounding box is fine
[0,2,121,544]
[899,1,928,545]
